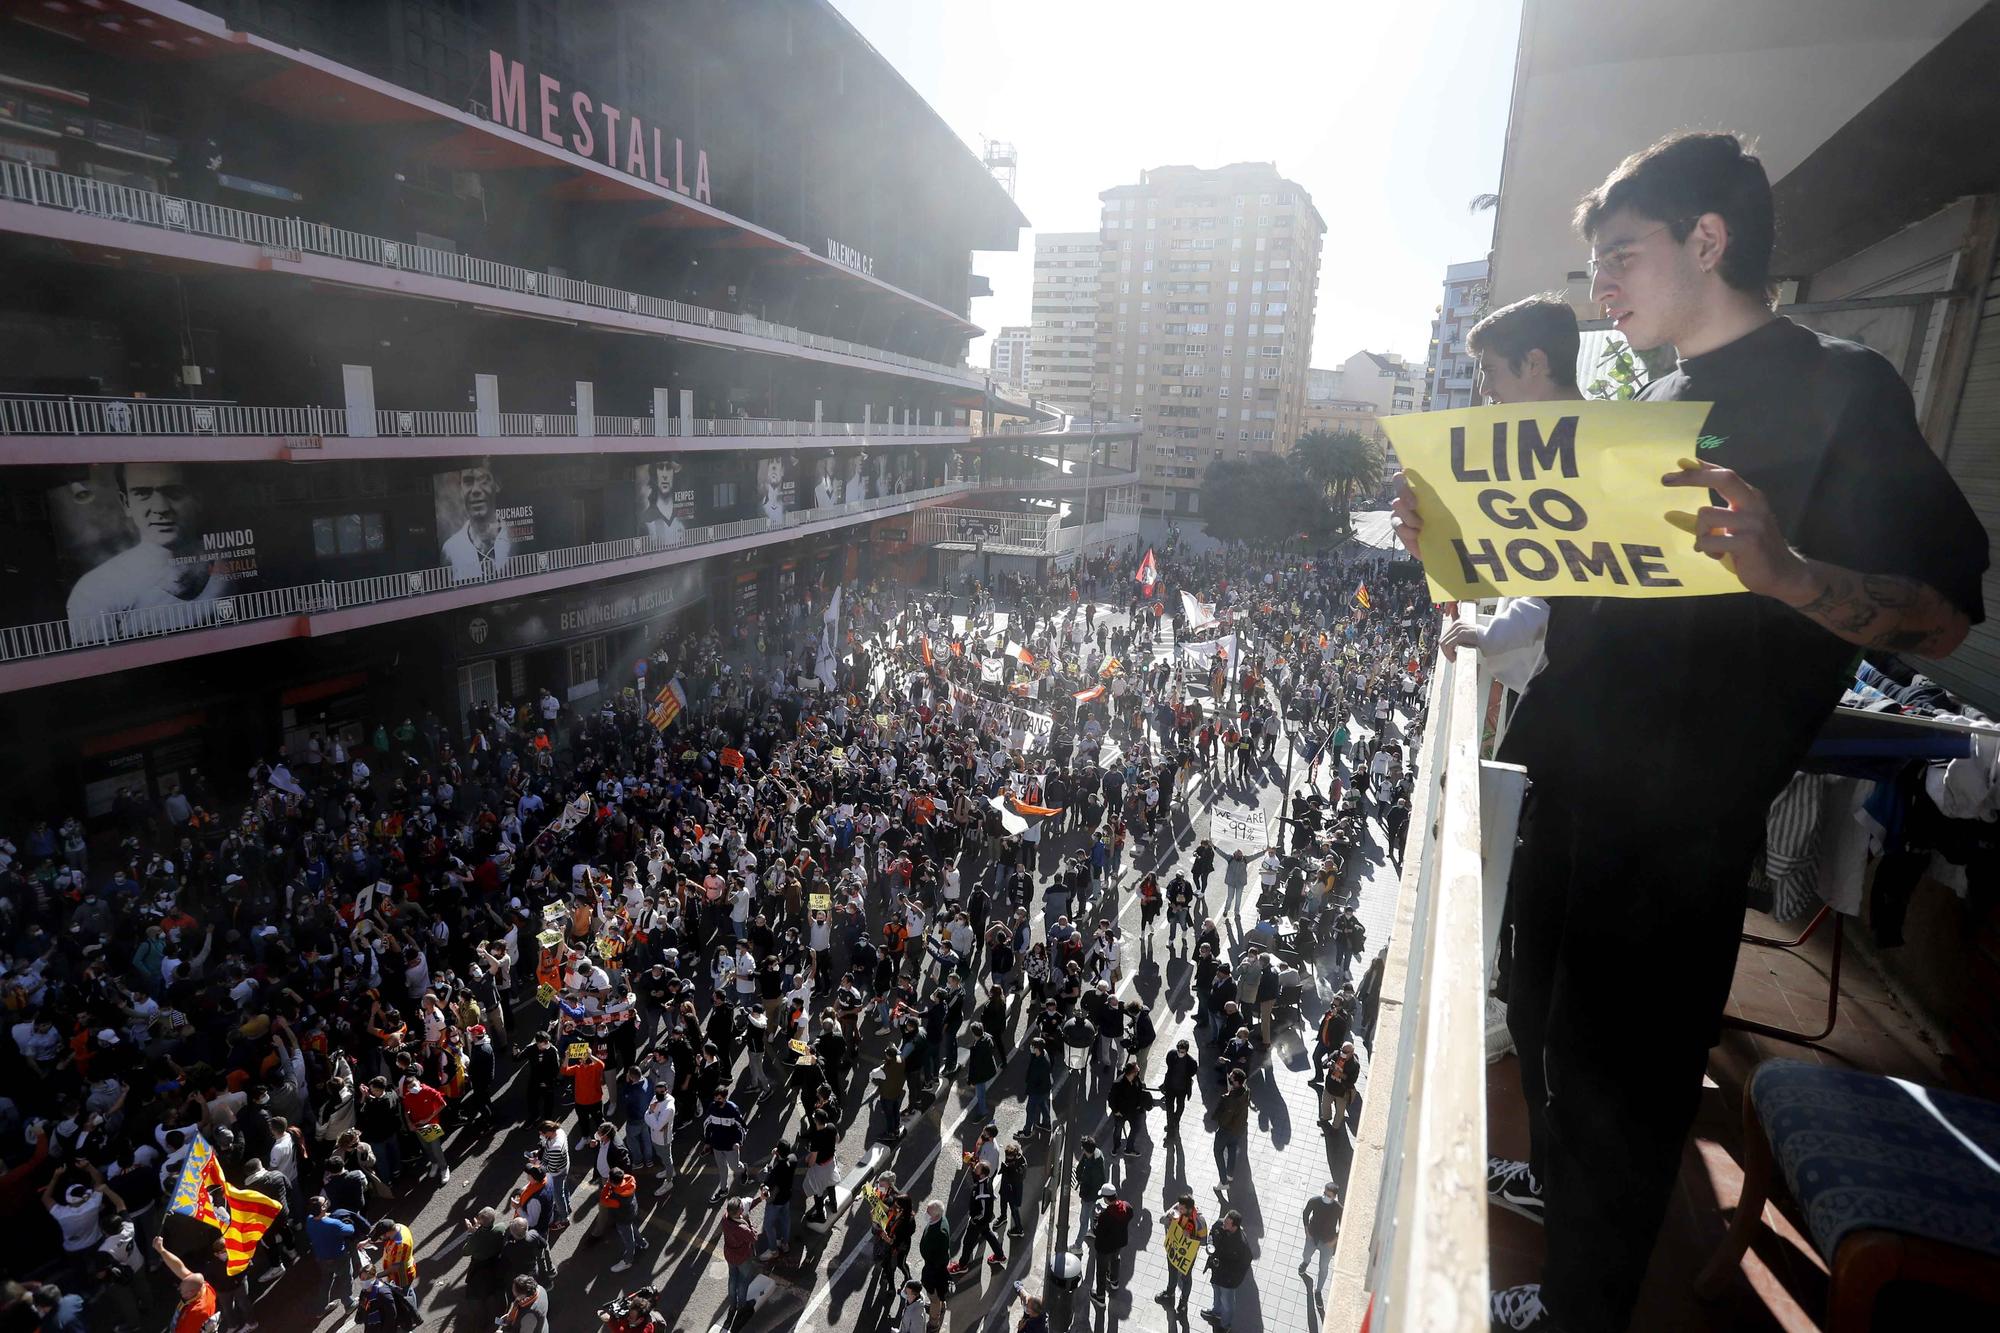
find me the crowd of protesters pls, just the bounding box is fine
[0,531,1432,1333]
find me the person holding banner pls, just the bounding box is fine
[1396,132,1988,1333]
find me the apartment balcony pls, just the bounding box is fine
[0,393,970,464]
[0,481,975,688]
[1330,607,1976,1331]
[0,161,980,391]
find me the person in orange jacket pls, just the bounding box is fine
[597,1167,643,1272]
[562,1042,607,1134]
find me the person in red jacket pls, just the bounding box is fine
[400,1073,450,1183]
[720,1189,769,1312]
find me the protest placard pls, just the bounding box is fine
[1381,402,1742,601]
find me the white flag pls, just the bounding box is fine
[981,657,1005,684]
[823,585,842,627]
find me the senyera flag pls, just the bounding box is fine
[166,1131,281,1275]
[219,1181,282,1275]
[649,678,687,730]
[1134,548,1159,596]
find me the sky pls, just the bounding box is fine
[831,0,1523,373]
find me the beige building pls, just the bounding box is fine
[1091,162,1326,517]
[1025,231,1101,414]
[989,325,1030,392]
[1302,396,1387,441]
[1424,259,1490,411]
[1311,350,1422,417]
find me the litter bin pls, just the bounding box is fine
[1046,1249,1085,1330]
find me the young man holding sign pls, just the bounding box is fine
[1435,295,1585,675]
[1396,132,1987,1333]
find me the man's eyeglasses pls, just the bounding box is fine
[1585,220,1688,280]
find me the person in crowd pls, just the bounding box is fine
[0,556,1436,1327]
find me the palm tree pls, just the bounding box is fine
[1291,429,1385,535]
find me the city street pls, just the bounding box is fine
[250,604,1409,1333]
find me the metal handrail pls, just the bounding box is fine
[0,160,979,385]
[0,393,972,443]
[0,481,974,663]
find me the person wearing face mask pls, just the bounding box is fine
[1299,1182,1342,1301]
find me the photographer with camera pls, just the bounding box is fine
[598,1285,668,1332]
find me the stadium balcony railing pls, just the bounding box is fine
[0,160,980,387]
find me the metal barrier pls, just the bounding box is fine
[0,159,980,385]
[0,482,974,664]
[0,393,972,444]
[1327,604,1515,1331]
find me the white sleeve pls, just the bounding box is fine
[1477,598,1549,659]
[1478,597,1550,691]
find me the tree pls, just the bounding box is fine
[1198,454,1335,547]
[1291,429,1385,533]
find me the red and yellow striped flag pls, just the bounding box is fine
[219,1182,282,1275]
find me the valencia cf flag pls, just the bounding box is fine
[1134,548,1159,596]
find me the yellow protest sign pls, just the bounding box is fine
[1166,1225,1202,1274]
[808,892,832,911]
[1382,402,1742,601]
[535,929,562,949]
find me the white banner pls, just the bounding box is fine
[1212,806,1269,856]
[1181,590,1218,632]
[1176,633,1239,667]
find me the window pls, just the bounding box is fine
[711,481,739,509]
[312,512,386,558]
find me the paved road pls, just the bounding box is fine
[250,604,1410,1333]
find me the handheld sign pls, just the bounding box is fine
[1381,402,1741,601]
[809,892,832,911]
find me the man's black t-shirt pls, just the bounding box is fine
[1501,317,1987,821]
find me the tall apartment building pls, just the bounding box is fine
[0,0,1028,805]
[990,325,1031,392]
[1092,163,1325,518]
[1425,259,1491,410]
[1026,231,1101,413]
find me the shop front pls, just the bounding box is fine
[449,564,706,727]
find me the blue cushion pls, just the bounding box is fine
[1751,1058,2000,1263]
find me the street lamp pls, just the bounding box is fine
[1047,1011,1097,1330]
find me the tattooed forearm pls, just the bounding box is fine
[1785,561,1970,657]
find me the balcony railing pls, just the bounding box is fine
[1327,604,1527,1331]
[0,393,966,442]
[0,481,974,664]
[0,160,978,386]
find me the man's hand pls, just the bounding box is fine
[1662,459,1812,603]
[1389,472,1424,560]
[1439,621,1484,660]
[1666,457,1971,657]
